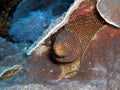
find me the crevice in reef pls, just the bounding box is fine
[0,0,21,42]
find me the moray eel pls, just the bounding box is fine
[52,27,82,63]
[52,0,105,63]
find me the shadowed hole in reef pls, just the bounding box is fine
[0,0,21,42]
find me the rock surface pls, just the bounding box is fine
[0,0,120,90]
[8,0,74,42]
[1,25,120,89]
[13,0,73,22]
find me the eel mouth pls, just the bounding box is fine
[53,43,68,57]
[50,0,105,63]
[51,27,81,63]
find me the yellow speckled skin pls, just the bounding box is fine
[52,1,104,63]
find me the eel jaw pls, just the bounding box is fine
[51,27,81,63]
[53,43,67,57]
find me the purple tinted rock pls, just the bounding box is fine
[13,0,57,21]
[97,0,120,28]
[0,37,21,60]
[72,25,120,90]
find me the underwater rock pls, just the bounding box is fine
[51,0,104,63]
[0,0,120,90]
[13,0,73,21]
[8,0,74,42]
[73,25,120,90]
[2,81,107,90]
[0,17,9,39]
[0,37,29,60]
[27,0,85,55]
[8,10,54,42]
[13,0,56,22]
[0,0,20,40]
[0,0,20,16]
[97,0,120,28]
[0,44,61,89]
[13,0,74,21]
[0,65,23,80]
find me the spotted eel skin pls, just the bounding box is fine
[52,0,105,63]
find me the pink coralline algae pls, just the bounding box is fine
[69,2,95,22]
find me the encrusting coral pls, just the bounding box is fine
[8,0,74,43]
[26,0,120,79]
[97,0,120,28]
[26,0,105,78]
[26,0,85,55]
[0,0,20,41]
[0,65,23,80]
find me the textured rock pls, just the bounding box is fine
[8,0,74,42]
[8,10,54,42]
[0,45,61,89]
[97,0,120,28]
[1,22,119,90]
[72,25,120,90]
[0,0,120,90]
[0,0,20,40]
[0,65,23,80]
[0,37,29,60]
[26,0,85,55]
[2,81,107,90]
[13,0,73,21]
[52,0,105,63]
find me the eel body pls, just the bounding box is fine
[52,0,104,63]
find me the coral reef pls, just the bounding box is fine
[27,0,85,55]
[52,0,105,63]
[26,0,120,55]
[0,65,23,80]
[8,0,74,42]
[13,0,57,22]
[8,10,54,42]
[97,0,120,28]
[0,37,29,60]
[0,17,9,38]
[0,25,120,90]
[0,0,120,90]
[0,0,20,40]
[13,0,73,22]
[73,25,120,89]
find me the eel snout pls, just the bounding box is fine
[51,0,105,63]
[52,27,82,63]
